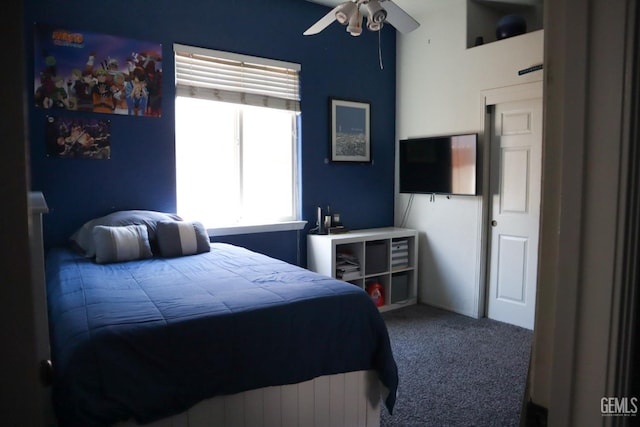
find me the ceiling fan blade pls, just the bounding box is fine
[303,4,343,35]
[381,0,420,34]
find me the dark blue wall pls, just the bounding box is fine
[25,0,396,265]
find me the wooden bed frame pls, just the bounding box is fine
[115,370,382,427]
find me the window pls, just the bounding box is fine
[174,44,301,230]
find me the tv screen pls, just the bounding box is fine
[399,133,478,195]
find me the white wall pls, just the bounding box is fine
[395,0,543,317]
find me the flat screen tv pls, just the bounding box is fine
[399,133,479,195]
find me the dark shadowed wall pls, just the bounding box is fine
[25,0,397,265]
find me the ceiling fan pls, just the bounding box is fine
[303,0,420,37]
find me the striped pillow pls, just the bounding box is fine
[92,224,153,264]
[70,210,183,257]
[156,221,210,257]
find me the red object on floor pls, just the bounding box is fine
[366,282,385,307]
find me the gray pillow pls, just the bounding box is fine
[70,210,182,257]
[93,224,153,264]
[156,221,210,257]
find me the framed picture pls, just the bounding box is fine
[45,115,111,159]
[330,98,371,162]
[34,23,163,117]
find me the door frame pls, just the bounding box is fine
[474,81,544,319]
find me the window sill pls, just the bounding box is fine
[207,220,308,237]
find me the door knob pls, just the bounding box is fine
[491,220,498,227]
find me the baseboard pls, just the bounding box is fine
[417,299,479,319]
[523,400,548,427]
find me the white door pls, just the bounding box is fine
[487,97,542,330]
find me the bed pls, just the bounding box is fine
[45,211,398,427]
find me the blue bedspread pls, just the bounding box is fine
[46,243,398,426]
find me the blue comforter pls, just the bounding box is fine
[46,243,398,426]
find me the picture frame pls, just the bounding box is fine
[34,23,163,117]
[45,115,111,159]
[330,98,371,163]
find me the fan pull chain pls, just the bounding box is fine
[378,28,384,70]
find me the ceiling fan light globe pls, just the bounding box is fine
[367,1,387,22]
[371,9,387,23]
[347,20,362,35]
[336,11,349,24]
[335,1,357,25]
[346,7,362,34]
[367,17,384,31]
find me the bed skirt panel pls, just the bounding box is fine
[114,370,381,427]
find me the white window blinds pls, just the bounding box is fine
[174,43,301,112]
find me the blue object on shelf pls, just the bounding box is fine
[496,14,527,40]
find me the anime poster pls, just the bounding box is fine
[46,116,111,159]
[34,23,162,117]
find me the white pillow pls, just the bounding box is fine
[93,224,153,264]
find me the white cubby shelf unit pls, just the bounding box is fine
[307,227,419,312]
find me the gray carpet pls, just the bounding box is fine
[380,304,532,427]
